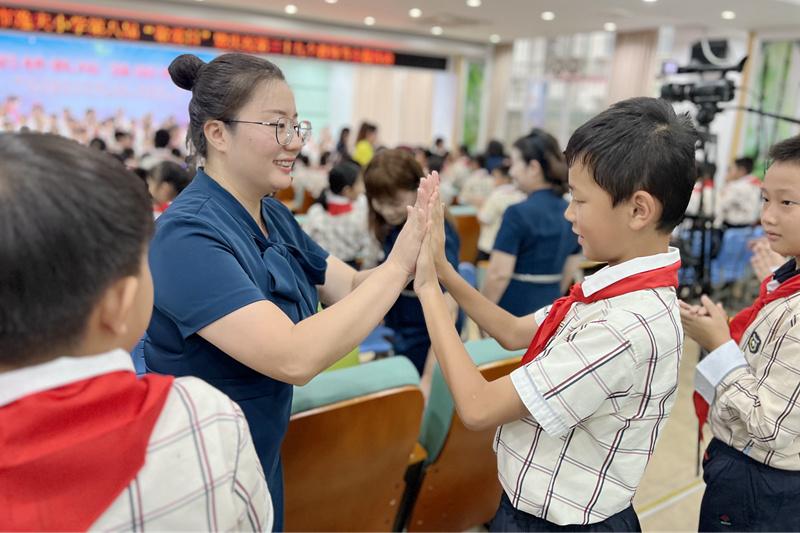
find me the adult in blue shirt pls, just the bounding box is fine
[363,149,461,376]
[482,129,582,317]
[145,53,436,531]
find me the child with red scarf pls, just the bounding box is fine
[413,98,698,531]
[0,134,271,531]
[302,161,370,269]
[680,134,800,532]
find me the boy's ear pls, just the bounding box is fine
[96,275,140,337]
[627,190,661,230]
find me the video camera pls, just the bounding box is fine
[659,40,747,128]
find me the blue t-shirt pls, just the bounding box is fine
[144,169,328,531]
[493,188,580,316]
[380,220,460,374]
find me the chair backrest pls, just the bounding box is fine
[274,184,295,207]
[131,337,146,376]
[712,227,763,285]
[283,357,424,532]
[458,261,478,289]
[298,189,316,214]
[450,205,480,263]
[409,338,523,532]
[358,324,395,356]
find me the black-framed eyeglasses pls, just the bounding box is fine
[223,116,312,146]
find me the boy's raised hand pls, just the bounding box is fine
[414,191,441,294]
[387,174,439,277]
[679,295,732,352]
[415,171,436,213]
[428,175,449,273]
[749,237,785,281]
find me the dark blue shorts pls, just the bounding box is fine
[490,492,641,532]
[699,438,800,531]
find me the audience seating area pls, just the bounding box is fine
[283,357,424,532]
[407,339,524,531]
[449,204,480,264]
[677,225,764,306]
[283,338,524,532]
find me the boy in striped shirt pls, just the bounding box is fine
[414,97,698,531]
[0,134,271,531]
[681,134,800,531]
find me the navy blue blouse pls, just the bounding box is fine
[144,169,328,531]
[493,189,580,317]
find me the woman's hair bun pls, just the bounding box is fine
[168,54,205,91]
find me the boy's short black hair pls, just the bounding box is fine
[493,164,511,178]
[0,133,153,365]
[153,128,171,149]
[150,161,192,196]
[320,151,331,167]
[328,161,360,195]
[132,166,149,184]
[89,137,107,151]
[428,154,445,173]
[768,134,800,165]
[734,157,754,174]
[565,97,699,232]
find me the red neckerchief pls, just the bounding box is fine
[326,200,353,216]
[0,371,174,531]
[693,179,714,192]
[521,261,681,366]
[693,273,800,439]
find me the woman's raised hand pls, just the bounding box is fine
[386,172,440,277]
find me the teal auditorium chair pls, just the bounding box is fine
[402,338,525,531]
[282,357,424,532]
[711,226,765,306]
[711,226,764,285]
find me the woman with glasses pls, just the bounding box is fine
[143,53,435,531]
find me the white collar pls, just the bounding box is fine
[0,349,134,407]
[327,193,351,204]
[582,247,681,298]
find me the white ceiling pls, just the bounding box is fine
[154,0,800,43]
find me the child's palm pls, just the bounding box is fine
[430,198,448,268]
[414,233,437,292]
[387,175,437,275]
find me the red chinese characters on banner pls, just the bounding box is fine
[0,54,16,69]
[0,7,399,66]
[77,62,99,75]
[52,58,71,72]
[23,56,44,70]
[111,63,130,77]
